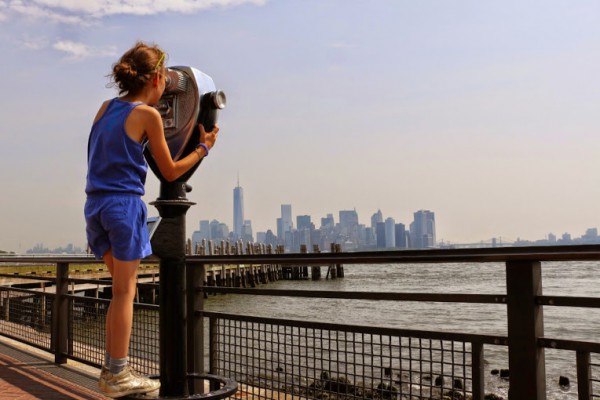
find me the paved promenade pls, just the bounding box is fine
[0,337,109,400]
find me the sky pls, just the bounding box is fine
[1,0,600,252]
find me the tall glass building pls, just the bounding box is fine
[233,180,244,240]
[410,210,436,248]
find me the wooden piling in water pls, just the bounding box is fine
[335,243,344,277]
[312,245,322,280]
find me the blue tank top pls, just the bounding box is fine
[85,98,147,196]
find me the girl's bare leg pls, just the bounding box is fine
[103,249,139,359]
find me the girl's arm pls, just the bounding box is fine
[142,106,218,182]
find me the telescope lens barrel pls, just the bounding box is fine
[212,90,227,109]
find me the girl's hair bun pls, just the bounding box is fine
[108,41,167,95]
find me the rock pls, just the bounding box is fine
[309,379,324,389]
[422,374,432,382]
[435,375,445,386]
[394,372,409,385]
[324,376,353,393]
[559,375,570,387]
[377,382,399,399]
[499,369,509,379]
[443,390,465,400]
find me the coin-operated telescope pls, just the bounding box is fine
[144,66,226,185]
[144,67,230,399]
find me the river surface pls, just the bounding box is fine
[203,261,600,399]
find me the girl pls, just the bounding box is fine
[85,41,218,398]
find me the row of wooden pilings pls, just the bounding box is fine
[0,242,345,316]
[185,240,345,287]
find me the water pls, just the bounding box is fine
[204,261,600,399]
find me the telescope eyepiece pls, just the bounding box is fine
[164,69,187,94]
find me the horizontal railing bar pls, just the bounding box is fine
[0,273,56,282]
[66,273,157,286]
[187,244,600,264]
[1,244,600,265]
[200,287,507,304]
[0,286,56,297]
[64,293,110,305]
[537,296,600,308]
[66,277,112,285]
[200,310,508,345]
[137,283,159,289]
[0,256,159,264]
[64,294,158,310]
[539,338,600,353]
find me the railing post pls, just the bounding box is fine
[506,260,546,399]
[187,262,206,394]
[471,342,484,400]
[52,262,68,364]
[576,351,591,399]
[209,316,219,391]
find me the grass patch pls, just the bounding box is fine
[0,263,157,275]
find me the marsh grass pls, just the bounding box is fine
[0,263,157,275]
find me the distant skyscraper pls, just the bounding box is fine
[321,214,334,229]
[410,210,436,248]
[241,219,253,242]
[395,223,407,249]
[385,217,396,248]
[371,209,383,229]
[191,220,211,249]
[339,210,358,235]
[233,177,244,240]
[376,222,386,248]
[297,215,312,231]
[281,204,293,234]
[276,218,283,242]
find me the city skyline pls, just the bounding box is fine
[192,193,439,251]
[184,181,600,253]
[14,177,600,254]
[1,2,600,252]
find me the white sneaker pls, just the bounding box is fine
[98,366,111,392]
[101,365,160,398]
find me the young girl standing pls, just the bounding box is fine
[85,41,218,398]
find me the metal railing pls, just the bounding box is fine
[1,245,600,399]
[0,258,160,376]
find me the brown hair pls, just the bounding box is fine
[109,41,167,95]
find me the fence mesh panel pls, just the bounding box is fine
[210,317,473,400]
[69,296,160,376]
[0,287,53,350]
[592,353,600,399]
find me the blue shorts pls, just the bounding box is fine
[85,194,152,261]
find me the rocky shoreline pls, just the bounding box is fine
[246,367,573,400]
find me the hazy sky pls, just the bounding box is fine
[1,0,600,252]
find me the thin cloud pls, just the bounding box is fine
[8,1,86,24]
[5,0,268,23]
[21,36,49,50]
[52,40,117,60]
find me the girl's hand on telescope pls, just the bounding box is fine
[199,123,219,150]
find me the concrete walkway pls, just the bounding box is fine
[0,336,109,400]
